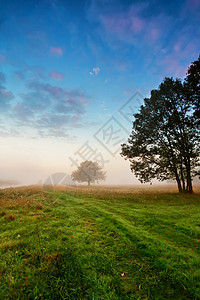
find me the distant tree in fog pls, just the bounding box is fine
[71,160,106,186]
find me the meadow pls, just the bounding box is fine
[0,185,200,299]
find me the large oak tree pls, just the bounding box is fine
[121,58,200,193]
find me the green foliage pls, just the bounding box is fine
[0,187,200,299]
[71,160,106,186]
[185,55,200,123]
[121,59,200,193]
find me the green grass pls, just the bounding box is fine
[0,186,200,299]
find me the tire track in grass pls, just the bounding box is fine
[62,194,200,299]
[66,192,200,255]
[47,193,133,299]
[53,194,159,298]
[58,192,200,262]
[82,195,200,253]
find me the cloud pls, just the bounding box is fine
[98,9,165,47]
[0,72,14,111]
[49,71,63,79]
[50,46,63,56]
[183,0,200,13]
[15,70,25,80]
[38,129,77,139]
[13,104,34,123]
[81,98,89,106]
[15,65,46,81]
[0,126,20,137]
[86,1,171,51]
[131,17,145,33]
[86,0,199,79]
[89,67,100,76]
[157,31,199,78]
[157,53,188,78]
[0,54,6,63]
[27,82,86,102]
[10,80,89,137]
[0,72,6,83]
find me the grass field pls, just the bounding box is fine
[0,185,200,299]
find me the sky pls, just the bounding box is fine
[0,0,199,186]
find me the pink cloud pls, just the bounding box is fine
[172,38,197,59]
[156,38,198,79]
[0,89,14,100]
[181,0,200,17]
[50,71,63,80]
[50,47,63,56]
[160,55,188,78]
[99,9,164,47]
[81,98,89,106]
[99,3,147,37]
[131,17,144,33]
[100,14,127,37]
[174,42,181,53]
[149,28,160,42]
[188,0,200,8]
[94,1,173,50]
[1,90,9,96]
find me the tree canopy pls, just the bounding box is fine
[121,56,200,193]
[71,160,106,186]
[185,55,200,123]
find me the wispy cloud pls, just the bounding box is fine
[183,0,200,13]
[98,9,168,49]
[38,129,77,139]
[131,17,145,33]
[89,67,100,76]
[0,72,14,111]
[87,1,167,48]
[0,126,20,138]
[50,46,63,56]
[10,80,89,137]
[0,72,6,83]
[15,65,46,81]
[157,29,199,77]
[86,0,200,80]
[49,71,63,80]
[159,55,188,78]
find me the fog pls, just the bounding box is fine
[0,136,182,188]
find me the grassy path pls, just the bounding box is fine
[0,187,200,299]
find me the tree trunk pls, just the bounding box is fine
[176,178,183,193]
[174,168,183,193]
[186,158,193,193]
[165,132,183,193]
[180,158,186,192]
[171,123,193,193]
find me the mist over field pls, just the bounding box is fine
[0,180,20,188]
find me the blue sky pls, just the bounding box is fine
[0,0,199,185]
